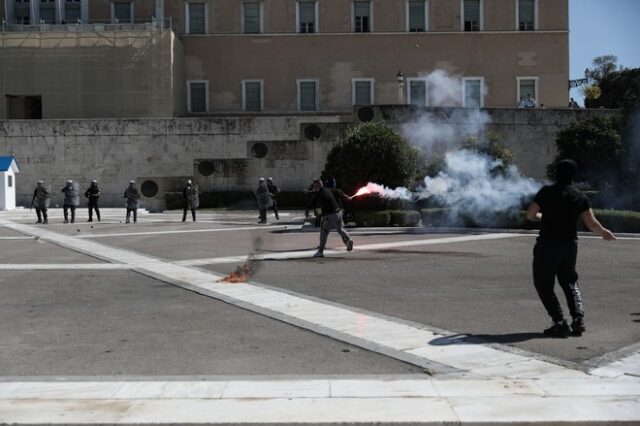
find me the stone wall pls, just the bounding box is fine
[0,108,617,209]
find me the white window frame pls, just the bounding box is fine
[297,79,320,111]
[405,0,428,32]
[242,1,263,34]
[111,1,134,24]
[351,78,375,106]
[516,76,539,106]
[186,79,209,113]
[296,0,319,33]
[460,0,484,31]
[185,1,208,34]
[351,1,373,33]
[516,0,537,31]
[406,77,429,106]
[462,77,484,108]
[242,79,264,111]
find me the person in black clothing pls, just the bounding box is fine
[266,178,280,220]
[306,178,354,258]
[182,179,199,222]
[84,180,101,222]
[526,159,616,338]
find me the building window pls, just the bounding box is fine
[298,80,319,111]
[187,80,209,113]
[463,78,483,108]
[40,0,56,24]
[8,175,13,188]
[352,79,374,105]
[517,0,536,31]
[517,77,538,107]
[462,0,482,31]
[186,2,207,34]
[407,0,427,32]
[65,0,82,23]
[14,0,31,25]
[407,78,428,106]
[353,1,371,33]
[113,1,133,24]
[297,1,317,33]
[243,2,262,34]
[243,80,264,111]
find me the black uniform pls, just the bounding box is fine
[267,181,280,219]
[84,182,101,222]
[532,183,590,324]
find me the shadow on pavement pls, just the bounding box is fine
[429,332,547,346]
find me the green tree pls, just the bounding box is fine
[588,55,620,83]
[547,115,624,187]
[322,122,421,193]
[596,68,640,114]
[462,131,514,172]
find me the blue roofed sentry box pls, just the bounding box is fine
[0,156,20,210]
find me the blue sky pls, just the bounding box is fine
[569,0,640,103]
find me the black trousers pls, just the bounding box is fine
[270,199,279,218]
[126,208,137,223]
[88,200,100,221]
[182,204,196,221]
[63,205,76,222]
[532,238,584,323]
[35,208,48,222]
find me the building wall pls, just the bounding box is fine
[0,29,183,119]
[0,108,613,209]
[183,31,568,112]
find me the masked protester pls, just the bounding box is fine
[526,159,616,338]
[31,180,51,224]
[123,180,140,224]
[306,178,354,258]
[61,180,80,224]
[266,177,280,220]
[84,180,101,222]
[182,179,199,222]
[256,178,272,224]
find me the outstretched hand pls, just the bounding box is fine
[602,229,616,241]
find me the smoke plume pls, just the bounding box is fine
[361,70,542,224]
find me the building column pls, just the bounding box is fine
[4,1,15,25]
[155,0,164,24]
[57,0,64,24]
[31,0,40,24]
[80,0,89,23]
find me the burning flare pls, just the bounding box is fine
[218,260,254,283]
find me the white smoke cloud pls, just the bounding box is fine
[356,69,541,224]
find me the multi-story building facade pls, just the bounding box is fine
[1,0,568,118]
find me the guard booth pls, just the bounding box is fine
[0,156,20,210]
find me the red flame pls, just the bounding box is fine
[218,262,253,283]
[352,186,372,198]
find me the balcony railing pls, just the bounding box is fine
[1,17,173,33]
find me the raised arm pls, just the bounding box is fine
[526,201,542,222]
[581,208,616,241]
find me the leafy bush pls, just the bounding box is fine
[349,193,409,212]
[323,122,422,194]
[352,211,391,227]
[420,208,535,229]
[589,209,640,233]
[389,210,421,227]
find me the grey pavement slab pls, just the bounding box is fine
[0,227,26,238]
[202,235,640,364]
[0,270,422,377]
[0,239,105,264]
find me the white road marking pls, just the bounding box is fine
[0,264,132,270]
[0,236,32,240]
[176,233,525,266]
[76,224,292,238]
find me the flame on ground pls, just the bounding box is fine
[218,260,253,283]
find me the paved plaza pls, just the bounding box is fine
[0,208,639,424]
